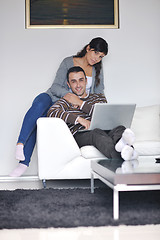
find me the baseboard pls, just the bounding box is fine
[0,175,42,190]
[0,177,106,190]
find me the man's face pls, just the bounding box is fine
[67,71,87,97]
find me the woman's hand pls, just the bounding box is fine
[77,117,91,129]
[63,93,83,108]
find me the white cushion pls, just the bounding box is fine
[131,105,160,141]
[134,141,160,156]
[80,145,107,159]
[138,155,160,162]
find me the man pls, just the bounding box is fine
[47,66,138,160]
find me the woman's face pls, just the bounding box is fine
[86,45,106,66]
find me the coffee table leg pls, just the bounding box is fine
[113,189,119,220]
[91,172,94,193]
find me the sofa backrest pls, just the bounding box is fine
[131,105,160,142]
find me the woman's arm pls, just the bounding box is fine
[46,57,73,101]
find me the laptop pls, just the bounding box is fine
[79,103,136,131]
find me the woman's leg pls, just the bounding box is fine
[10,93,53,176]
[16,93,52,161]
[20,126,37,167]
[10,125,37,177]
[17,93,52,145]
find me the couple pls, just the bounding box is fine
[10,37,109,177]
[47,66,138,162]
[10,37,138,177]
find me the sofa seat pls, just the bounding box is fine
[134,141,160,156]
[80,145,107,159]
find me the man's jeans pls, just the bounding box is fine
[74,126,126,159]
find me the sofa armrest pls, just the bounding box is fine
[37,117,81,179]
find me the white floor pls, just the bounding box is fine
[0,177,160,240]
[0,225,160,240]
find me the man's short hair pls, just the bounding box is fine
[67,66,86,82]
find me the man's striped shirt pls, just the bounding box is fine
[47,93,107,135]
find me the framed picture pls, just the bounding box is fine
[26,0,119,29]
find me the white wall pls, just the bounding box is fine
[0,0,160,176]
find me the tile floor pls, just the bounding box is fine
[0,225,160,240]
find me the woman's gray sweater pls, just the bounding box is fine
[46,56,105,102]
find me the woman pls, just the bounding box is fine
[10,37,108,177]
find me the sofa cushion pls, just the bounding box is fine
[80,145,107,159]
[131,105,160,141]
[134,141,160,156]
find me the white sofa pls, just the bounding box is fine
[37,104,160,184]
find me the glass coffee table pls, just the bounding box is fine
[91,158,160,220]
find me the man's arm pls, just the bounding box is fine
[47,99,77,125]
[63,93,107,115]
[47,94,107,130]
[81,93,107,116]
[76,117,91,129]
[47,98,91,130]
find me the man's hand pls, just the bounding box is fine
[64,93,83,108]
[77,117,91,129]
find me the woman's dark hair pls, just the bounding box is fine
[74,37,108,86]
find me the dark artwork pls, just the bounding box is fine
[30,0,115,25]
